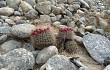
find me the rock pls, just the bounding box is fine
[51,16,56,22]
[15,19,27,24]
[0,68,8,70]
[5,19,15,25]
[20,1,33,12]
[23,0,36,7]
[93,29,105,36]
[79,0,90,9]
[36,0,47,3]
[35,1,51,15]
[40,64,46,70]
[0,1,6,8]
[85,26,96,32]
[56,15,62,21]
[51,5,65,15]
[83,33,110,63]
[36,46,58,64]
[0,7,14,16]
[6,0,21,10]
[68,0,76,4]
[14,11,21,16]
[11,24,36,38]
[79,67,90,70]
[25,9,38,19]
[57,0,67,4]
[23,43,35,51]
[0,26,11,34]
[67,21,76,28]
[0,16,9,20]
[1,40,22,52]
[3,48,35,70]
[40,15,51,23]
[104,65,110,70]
[0,35,8,44]
[65,9,73,17]
[74,35,83,45]
[45,55,77,70]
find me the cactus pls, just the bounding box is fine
[64,41,77,53]
[30,26,55,50]
[56,26,74,50]
[57,26,74,39]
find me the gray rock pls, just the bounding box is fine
[51,5,65,15]
[3,48,35,70]
[0,68,8,70]
[0,34,8,44]
[40,15,51,23]
[45,55,77,70]
[104,65,110,70]
[14,11,21,16]
[15,20,27,24]
[2,23,9,26]
[36,46,58,64]
[67,21,76,28]
[79,67,90,70]
[20,1,33,12]
[25,9,38,19]
[35,0,47,3]
[5,19,15,25]
[35,1,51,15]
[1,40,22,52]
[23,43,35,51]
[83,33,110,63]
[79,0,90,9]
[6,0,21,10]
[0,1,6,8]
[11,24,36,38]
[57,0,67,4]
[56,15,62,21]
[0,7,14,16]
[23,0,36,7]
[93,29,105,36]
[74,35,83,45]
[51,17,56,22]
[0,16,9,20]
[65,9,73,17]
[0,26,11,34]
[68,0,76,4]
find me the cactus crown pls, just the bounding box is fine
[31,26,50,36]
[59,26,73,31]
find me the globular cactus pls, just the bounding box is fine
[56,26,74,50]
[30,26,55,50]
[64,41,77,53]
[57,26,74,39]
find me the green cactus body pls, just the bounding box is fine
[64,41,77,53]
[30,26,55,50]
[58,26,74,39]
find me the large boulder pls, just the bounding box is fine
[0,7,14,16]
[20,1,33,12]
[2,48,35,70]
[35,1,51,15]
[45,55,77,70]
[6,0,21,10]
[1,40,22,52]
[11,24,36,38]
[36,46,58,64]
[83,33,110,63]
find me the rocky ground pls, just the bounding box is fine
[0,0,110,70]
